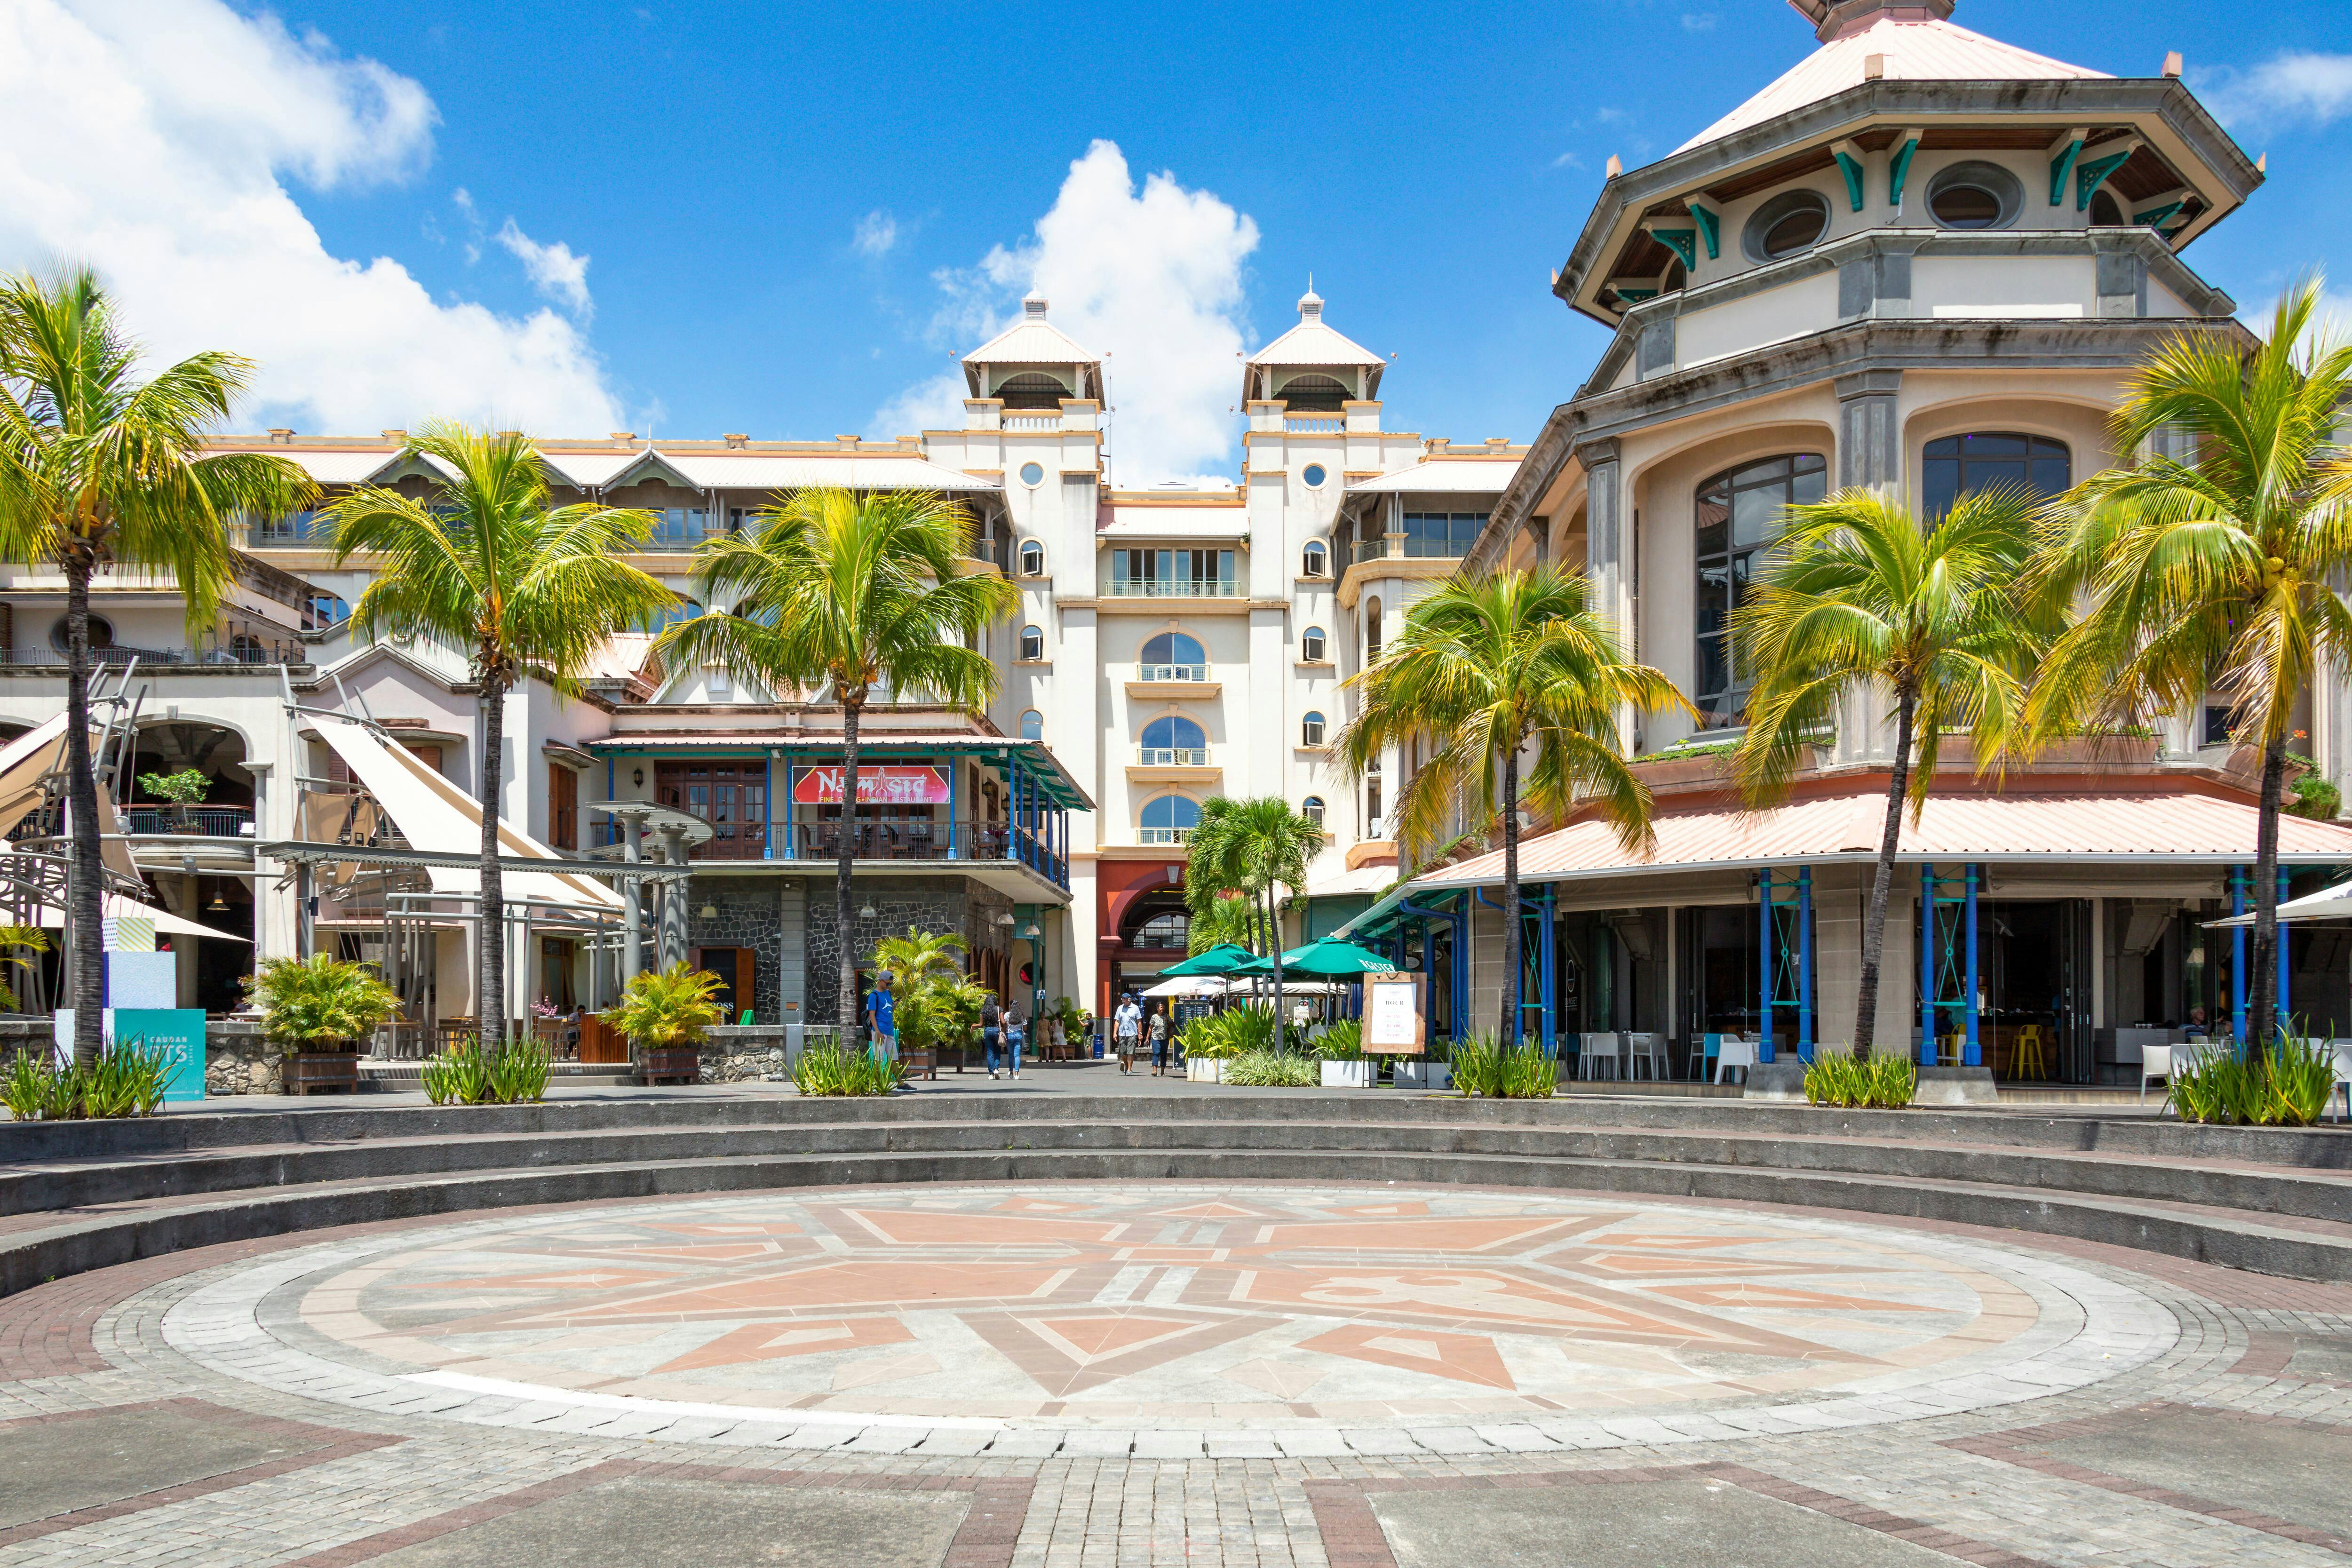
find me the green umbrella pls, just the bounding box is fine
[1226,938,1399,978]
[1155,942,1256,978]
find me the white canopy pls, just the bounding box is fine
[307,716,622,912]
[0,715,142,883]
[22,882,249,943]
[1138,974,1228,998]
[2210,880,2352,928]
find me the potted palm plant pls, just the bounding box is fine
[245,953,403,1094]
[601,962,723,1084]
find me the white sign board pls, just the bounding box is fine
[1363,974,1425,1055]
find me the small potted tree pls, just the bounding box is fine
[245,953,403,1094]
[138,768,210,831]
[601,962,723,1084]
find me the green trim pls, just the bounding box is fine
[1889,135,1922,206]
[2132,199,2188,232]
[1611,285,1660,303]
[1651,227,1700,271]
[2074,148,2135,212]
[2047,137,2083,206]
[1685,201,1720,261]
[1833,150,1866,213]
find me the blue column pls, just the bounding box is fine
[2279,867,2293,1035]
[1422,919,1437,1038]
[1757,871,1775,1063]
[762,753,774,859]
[946,756,959,860]
[1797,867,1814,1062]
[1920,863,1936,1066]
[1963,863,1981,1067]
[2232,866,2249,1046]
[1538,885,1557,1059]
[781,754,795,860]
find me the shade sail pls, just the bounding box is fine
[308,716,621,911]
[1154,942,1255,977]
[0,715,143,882]
[24,885,249,942]
[1227,938,1399,978]
[2210,880,2352,928]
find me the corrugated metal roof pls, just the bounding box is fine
[540,450,644,487]
[237,448,395,484]
[1675,14,2107,154]
[1412,783,2352,891]
[627,451,1002,492]
[1249,319,1387,367]
[1348,459,1521,495]
[964,318,1098,366]
[1102,504,1250,538]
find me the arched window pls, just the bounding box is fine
[1695,453,1828,728]
[1922,433,2071,519]
[998,372,1069,410]
[2090,189,2126,227]
[1140,794,1200,844]
[1279,374,1349,412]
[1743,189,1829,263]
[1138,631,1206,681]
[1301,625,1326,662]
[1019,624,1045,661]
[1301,539,1328,577]
[1130,909,1191,949]
[1140,715,1208,764]
[1019,709,1044,741]
[1926,161,2024,231]
[1302,795,1326,828]
[1301,711,1327,747]
[1365,598,1383,663]
[1018,540,1045,576]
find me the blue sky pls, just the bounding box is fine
[2,1,2346,481]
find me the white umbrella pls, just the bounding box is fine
[2209,880,2352,927]
[1139,974,1227,998]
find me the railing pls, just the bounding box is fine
[646,509,720,549]
[1401,537,1468,559]
[1004,414,1060,431]
[246,511,322,548]
[1136,663,1207,683]
[1102,577,1242,598]
[589,816,1069,887]
[1137,747,1208,767]
[1285,415,1344,434]
[0,642,306,668]
[1138,827,1193,845]
[1353,538,1394,565]
[123,805,256,837]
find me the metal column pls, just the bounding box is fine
[1920,862,1935,1063]
[2231,865,2248,1046]
[1798,867,1814,1062]
[658,828,688,970]
[2279,867,2293,1033]
[621,812,644,985]
[1758,870,1775,1064]
[1963,864,1980,1067]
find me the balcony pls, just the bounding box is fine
[1101,576,1243,599]
[123,806,256,838]
[0,641,308,669]
[1137,662,1206,683]
[1138,827,1193,845]
[588,815,1068,888]
[246,511,323,548]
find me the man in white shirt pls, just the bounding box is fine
[1112,994,1142,1075]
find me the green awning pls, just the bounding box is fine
[1226,937,1399,978]
[1155,942,1256,977]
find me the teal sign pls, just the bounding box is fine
[111,1009,208,1102]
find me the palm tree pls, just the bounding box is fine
[2027,276,2352,1053]
[1185,889,1256,956]
[1186,796,1324,1021]
[656,487,1016,1044]
[1340,568,1685,1048]
[0,267,313,1065]
[1733,488,2045,1058]
[322,422,675,1045]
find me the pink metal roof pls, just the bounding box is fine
[1674,13,2107,154]
[1414,784,2352,890]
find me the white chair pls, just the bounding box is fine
[1580,1031,1619,1081]
[2329,1041,2352,1123]
[1627,1031,1667,1081]
[1714,1039,1757,1084]
[2138,1044,2172,1103]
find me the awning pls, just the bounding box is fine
[1303,864,1398,900]
[307,716,622,911]
[0,715,143,882]
[27,887,249,943]
[2211,879,2352,927]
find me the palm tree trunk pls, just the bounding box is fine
[477,674,507,1048]
[63,552,103,1070]
[837,695,864,1050]
[2248,730,2289,1058]
[1500,740,1522,1076]
[1269,881,1286,1051]
[1853,690,1915,1059]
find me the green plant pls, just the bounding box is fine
[0,1038,167,1119]
[1341,567,1689,1047]
[0,923,49,1013]
[487,1039,551,1103]
[2288,773,2342,821]
[322,422,676,1045]
[1178,1005,1277,1060]
[654,486,1017,1047]
[2170,1032,2336,1126]
[137,768,210,805]
[869,927,986,1051]
[0,265,315,1067]
[1223,1048,1319,1087]
[1,1050,51,1119]
[1186,797,1326,1006]
[1450,1034,1560,1099]
[245,953,403,1050]
[601,962,725,1048]
[791,1038,905,1096]
[1313,1019,1364,1060]
[1803,1051,1917,1109]
[422,1040,494,1106]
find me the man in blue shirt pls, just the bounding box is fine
[863,971,898,1062]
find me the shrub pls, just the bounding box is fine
[0,1038,169,1120]
[1451,1034,1559,1098]
[421,1038,548,1105]
[2171,1034,2336,1126]
[600,962,724,1048]
[1313,1019,1364,1060]
[2288,773,2342,821]
[1223,1048,1319,1087]
[1178,1005,1278,1060]
[246,954,403,1051]
[138,768,211,805]
[1803,1051,1915,1108]
[792,1039,904,1096]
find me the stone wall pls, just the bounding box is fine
[798,875,1012,1026]
[0,1017,284,1095]
[697,1024,795,1084]
[683,879,788,1023]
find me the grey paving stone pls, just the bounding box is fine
[1132,1430,1206,1459]
[2024,1405,2352,1537]
[987,1430,1066,1457]
[1272,1430,1350,1458]
[0,1406,327,1530]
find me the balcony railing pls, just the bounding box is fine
[1285,415,1344,434]
[1137,747,1208,767]
[1138,827,1193,845]
[1136,662,1207,682]
[123,805,256,837]
[1353,538,1393,565]
[0,642,305,669]
[590,816,1067,886]
[1102,577,1241,598]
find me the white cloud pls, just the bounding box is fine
[2201,51,2352,128]
[0,0,620,436]
[874,140,1259,485]
[1680,12,1717,31]
[496,218,591,316]
[852,209,899,257]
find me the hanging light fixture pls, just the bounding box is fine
[632,766,645,788]
[859,901,877,920]
[699,904,717,920]
[207,888,229,913]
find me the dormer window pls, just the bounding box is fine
[1926,161,2023,231]
[1743,190,1830,263]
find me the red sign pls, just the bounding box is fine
[791,764,950,806]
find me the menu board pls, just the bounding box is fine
[1363,974,1425,1055]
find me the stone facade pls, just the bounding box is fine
[682,878,789,1023]
[203,1020,283,1095]
[798,875,1013,1027]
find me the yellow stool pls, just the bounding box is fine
[2012,1024,2048,1081]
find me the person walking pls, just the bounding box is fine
[982,992,1004,1078]
[863,971,898,1064]
[1113,992,1142,1075]
[1147,1005,1170,1076]
[1005,1010,1025,1079]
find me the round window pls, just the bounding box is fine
[1742,190,1830,263]
[1302,463,1327,488]
[1018,461,1045,486]
[1924,161,2023,231]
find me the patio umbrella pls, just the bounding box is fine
[1155,942,1256,977]
[1226,937,1399,978]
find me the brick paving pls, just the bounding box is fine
[1,1184,2348,1567]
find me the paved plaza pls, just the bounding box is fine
[0,1173,2347,1567]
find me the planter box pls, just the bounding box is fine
[285,1052,359,1096]
[636,1045,701,1085]
[1391,1059,1451,1090]
[1319,1060,1372,1088]
[1186,1059,1224,1083]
